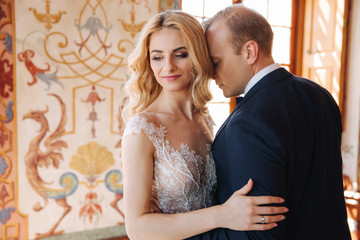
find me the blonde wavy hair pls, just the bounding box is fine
[126,10,213,116]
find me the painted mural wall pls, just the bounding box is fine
[0,0,178,239]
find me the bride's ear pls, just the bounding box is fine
[244,40,258,65]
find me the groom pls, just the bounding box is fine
[190,3,350,240]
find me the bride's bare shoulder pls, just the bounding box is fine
[135,111,160,123]
[137,111,175,126]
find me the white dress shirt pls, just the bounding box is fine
[244,63,281,95]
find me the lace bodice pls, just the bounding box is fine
[123,114,217,213]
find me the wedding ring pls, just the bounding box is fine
[260,215,265,224]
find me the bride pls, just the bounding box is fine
[121,10,287,240]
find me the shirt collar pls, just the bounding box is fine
[244,63,281,95]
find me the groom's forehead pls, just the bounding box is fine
[206,21,232,49]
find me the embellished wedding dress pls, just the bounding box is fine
[123,113,217,214]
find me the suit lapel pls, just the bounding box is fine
[214,102,241,140]
[213,68,292,143]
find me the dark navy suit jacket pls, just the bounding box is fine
[188,68,350,240]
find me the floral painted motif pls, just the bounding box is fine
[79,191,102,224]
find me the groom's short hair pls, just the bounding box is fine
[203,3,274,57]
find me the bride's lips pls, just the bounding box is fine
[162,75,181,81]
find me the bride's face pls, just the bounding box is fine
[148,28,193,93]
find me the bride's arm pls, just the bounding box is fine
[122,133,287,240]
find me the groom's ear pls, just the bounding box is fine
[244,40,258,65]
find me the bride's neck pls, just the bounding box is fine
[150,90,195,120]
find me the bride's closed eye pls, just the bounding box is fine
[151,56,163,61]
[175,52,188,59]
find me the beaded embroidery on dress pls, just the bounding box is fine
[123,114,217,214]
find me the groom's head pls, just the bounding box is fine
[203,4,274,97]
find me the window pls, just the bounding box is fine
[181,0,293,132]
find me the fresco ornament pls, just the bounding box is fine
[0,101,12,149]
[17,49,62,90]
[79,191,102,224]
[70,141,120,224]
[0,2,16,230]
[75,15,112,56]
[119,0,150,38]
[105,169,124,224]
[14,0,177,239]
[29,0,67,32]
[43,0,129,84]
[82,85,105,138]
[0,57,13,98]
[0,207,15,224]
[70,141,115,178]
[23,94,79,238]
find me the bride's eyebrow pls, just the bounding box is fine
[150,46,187,54]
[150,49,162,54]
[173,46,187,52]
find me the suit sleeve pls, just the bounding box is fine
[188,113,288,240]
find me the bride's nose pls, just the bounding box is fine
[212,71,218,80]
[163,57,176,72]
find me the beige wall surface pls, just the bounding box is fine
[0,0,177,239]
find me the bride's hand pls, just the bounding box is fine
[218,179,288,231]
